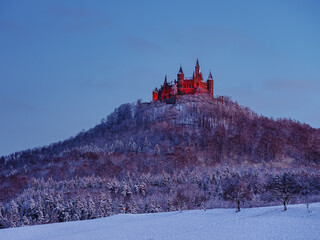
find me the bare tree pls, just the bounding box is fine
[220,173,252,212]
[268,172,300,211]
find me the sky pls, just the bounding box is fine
[0,0,320,156]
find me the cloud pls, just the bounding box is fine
[166,25,266,53]
[0,98,43,114]
[264,78,320,93]
[46,4,110,33]
[47,5,91,19]
[122,35,163,52]
[81,79,114,89]
[0,20,26,34]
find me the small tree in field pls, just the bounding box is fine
[220,173,252,212]
[268,172,300,211]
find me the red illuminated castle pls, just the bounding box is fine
[153,59,214,101]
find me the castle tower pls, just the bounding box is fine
[195,58,200,75]
[164,74,168,85]
[153,88,159,101]
[193,59,203,88]
[207,71,214,98]
[177,65,184,89]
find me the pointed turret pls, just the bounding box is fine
[178,65,184,74]
[164,75,167,84]
[207,70,214,98]
[177,65,184,87]
[195,59,200,75]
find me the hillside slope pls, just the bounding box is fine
[0,95,319,228]
[1,95,319,198]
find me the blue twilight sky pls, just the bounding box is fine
[0,0,320,155]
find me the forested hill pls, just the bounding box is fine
[0,95,320,229]
[1,95,320,201]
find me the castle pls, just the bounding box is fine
[152,59,214,101]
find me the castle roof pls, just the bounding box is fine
[196,59,199,67]
[178,66,184,74]
[208,71,213,79]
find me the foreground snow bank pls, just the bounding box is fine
[1,203,320,240]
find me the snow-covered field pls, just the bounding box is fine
[1,203,320,240]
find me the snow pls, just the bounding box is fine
[1,203,320,240]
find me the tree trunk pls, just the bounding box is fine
[283,201,287,211]
[237,200,241,212]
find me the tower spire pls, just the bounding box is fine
[208,71,213,79]
[178,65,184,74]
[195,58,200,75]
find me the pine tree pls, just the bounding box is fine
[154,144,160,155]
[121,180,132,198]
[87,194,96,219]
[43,192,55,222]
[143,137,150,152]
[167,200,176,212]
[128,137,136,152]
[75,195,87,220]
[129,201,139,214]
[149,200,163,213]
[0,203,7,229]
[9,200,20,227]
[98,193,108,218]
[27,198,36,223]
[21,216,29,227]
[36,196,44,224]
[106,198,113,216]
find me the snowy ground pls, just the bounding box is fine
[1,203,320,240]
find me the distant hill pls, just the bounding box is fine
[0,95,319,228]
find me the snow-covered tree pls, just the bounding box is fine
[154,144,160,155]
[87,194,96,219]
[167,200,176,212]
[75,195,88,220]
[121,180,132,198]
[149,200,163,213]
[143,137,150,152]
[106,198,113,216]
[129,201,139,214]
[22,216,29,226]
[128,137,136,152]
[98,193,108,218]
[0,203,7,228]
[9,200,20,227]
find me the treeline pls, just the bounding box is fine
[1,167,320,228]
